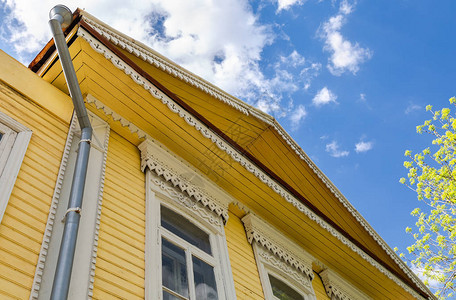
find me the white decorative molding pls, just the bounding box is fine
[242,213,314,280]
[87,115,111,298]
[258,244,313,291]
[30,113,110,300]
[85,94,148,140]
[77,26,428,299]
[138,138,230,222]
[77,17,424,296]
[320,269,371,300]
[149,172,223,229]
[30,114,77,300]
[0,110,32,224]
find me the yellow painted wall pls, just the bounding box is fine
[92,131,146,299]
[225,209,265,299]
[313,272,331,300]
[0,79,71,298]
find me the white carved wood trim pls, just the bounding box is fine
[319,269,372,300]
[87,115,111,298]
[149,171,224,231]
[76,26,428,299]
[76,18,425,296]
[138,138,231,222]
[254,243,315,299]
[30,114,78,300]
[30,113,110,300]
[86,94,148,140]
[0,110,32,224]
[242,213,314,280]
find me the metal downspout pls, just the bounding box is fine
[48,5,93,300]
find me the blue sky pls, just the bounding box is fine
[1,0,455,265]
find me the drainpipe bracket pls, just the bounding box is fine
[78,139,91,145]
[61,207,82,223]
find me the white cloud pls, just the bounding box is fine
[355,141,373,153]
[359,93,366,101]
[289,104,307,129]
[276,0,305,12]
[273,50,320,94]
[405,103,422,114]
[0,0,320,117]
[320,0,372,75]
[301,62,321,90]
[280,50,306,67]
[313,86,337,106]
[326,141,349,157]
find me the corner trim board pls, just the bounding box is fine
[30,115,78,300]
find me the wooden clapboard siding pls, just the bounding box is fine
[0,76,71,299]
[225,209,265,300]
[92,131,145,300]
[313,272,330,300]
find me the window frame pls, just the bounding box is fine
[159,202,222,300]
[0,110,32,224]
[254,242,314,300]
[145,170,235,300]
[242,213,317,300]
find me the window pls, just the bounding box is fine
[242,214,316,300]
[268,273,304,300]
[160,205,219,300]
[0,110,32,224]
[142,138,236,300]
[146,185,233,300]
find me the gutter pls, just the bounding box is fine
[48,5,93,300]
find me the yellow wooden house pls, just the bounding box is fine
[0,7,434,300]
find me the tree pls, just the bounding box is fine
[400,97,456,299]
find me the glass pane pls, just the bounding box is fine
[162,238,189,298]
[163,290,186,300]
[268,274,304,300]
[161,205,212,254]
[192,256,218,300]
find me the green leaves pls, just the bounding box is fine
[401,97,456,299]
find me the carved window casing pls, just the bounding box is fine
[0,110,32,224]
[141,138,235,300]
[319,269,371,300]
[242,214,317,300]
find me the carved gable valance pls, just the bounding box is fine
[242,213,314,280]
